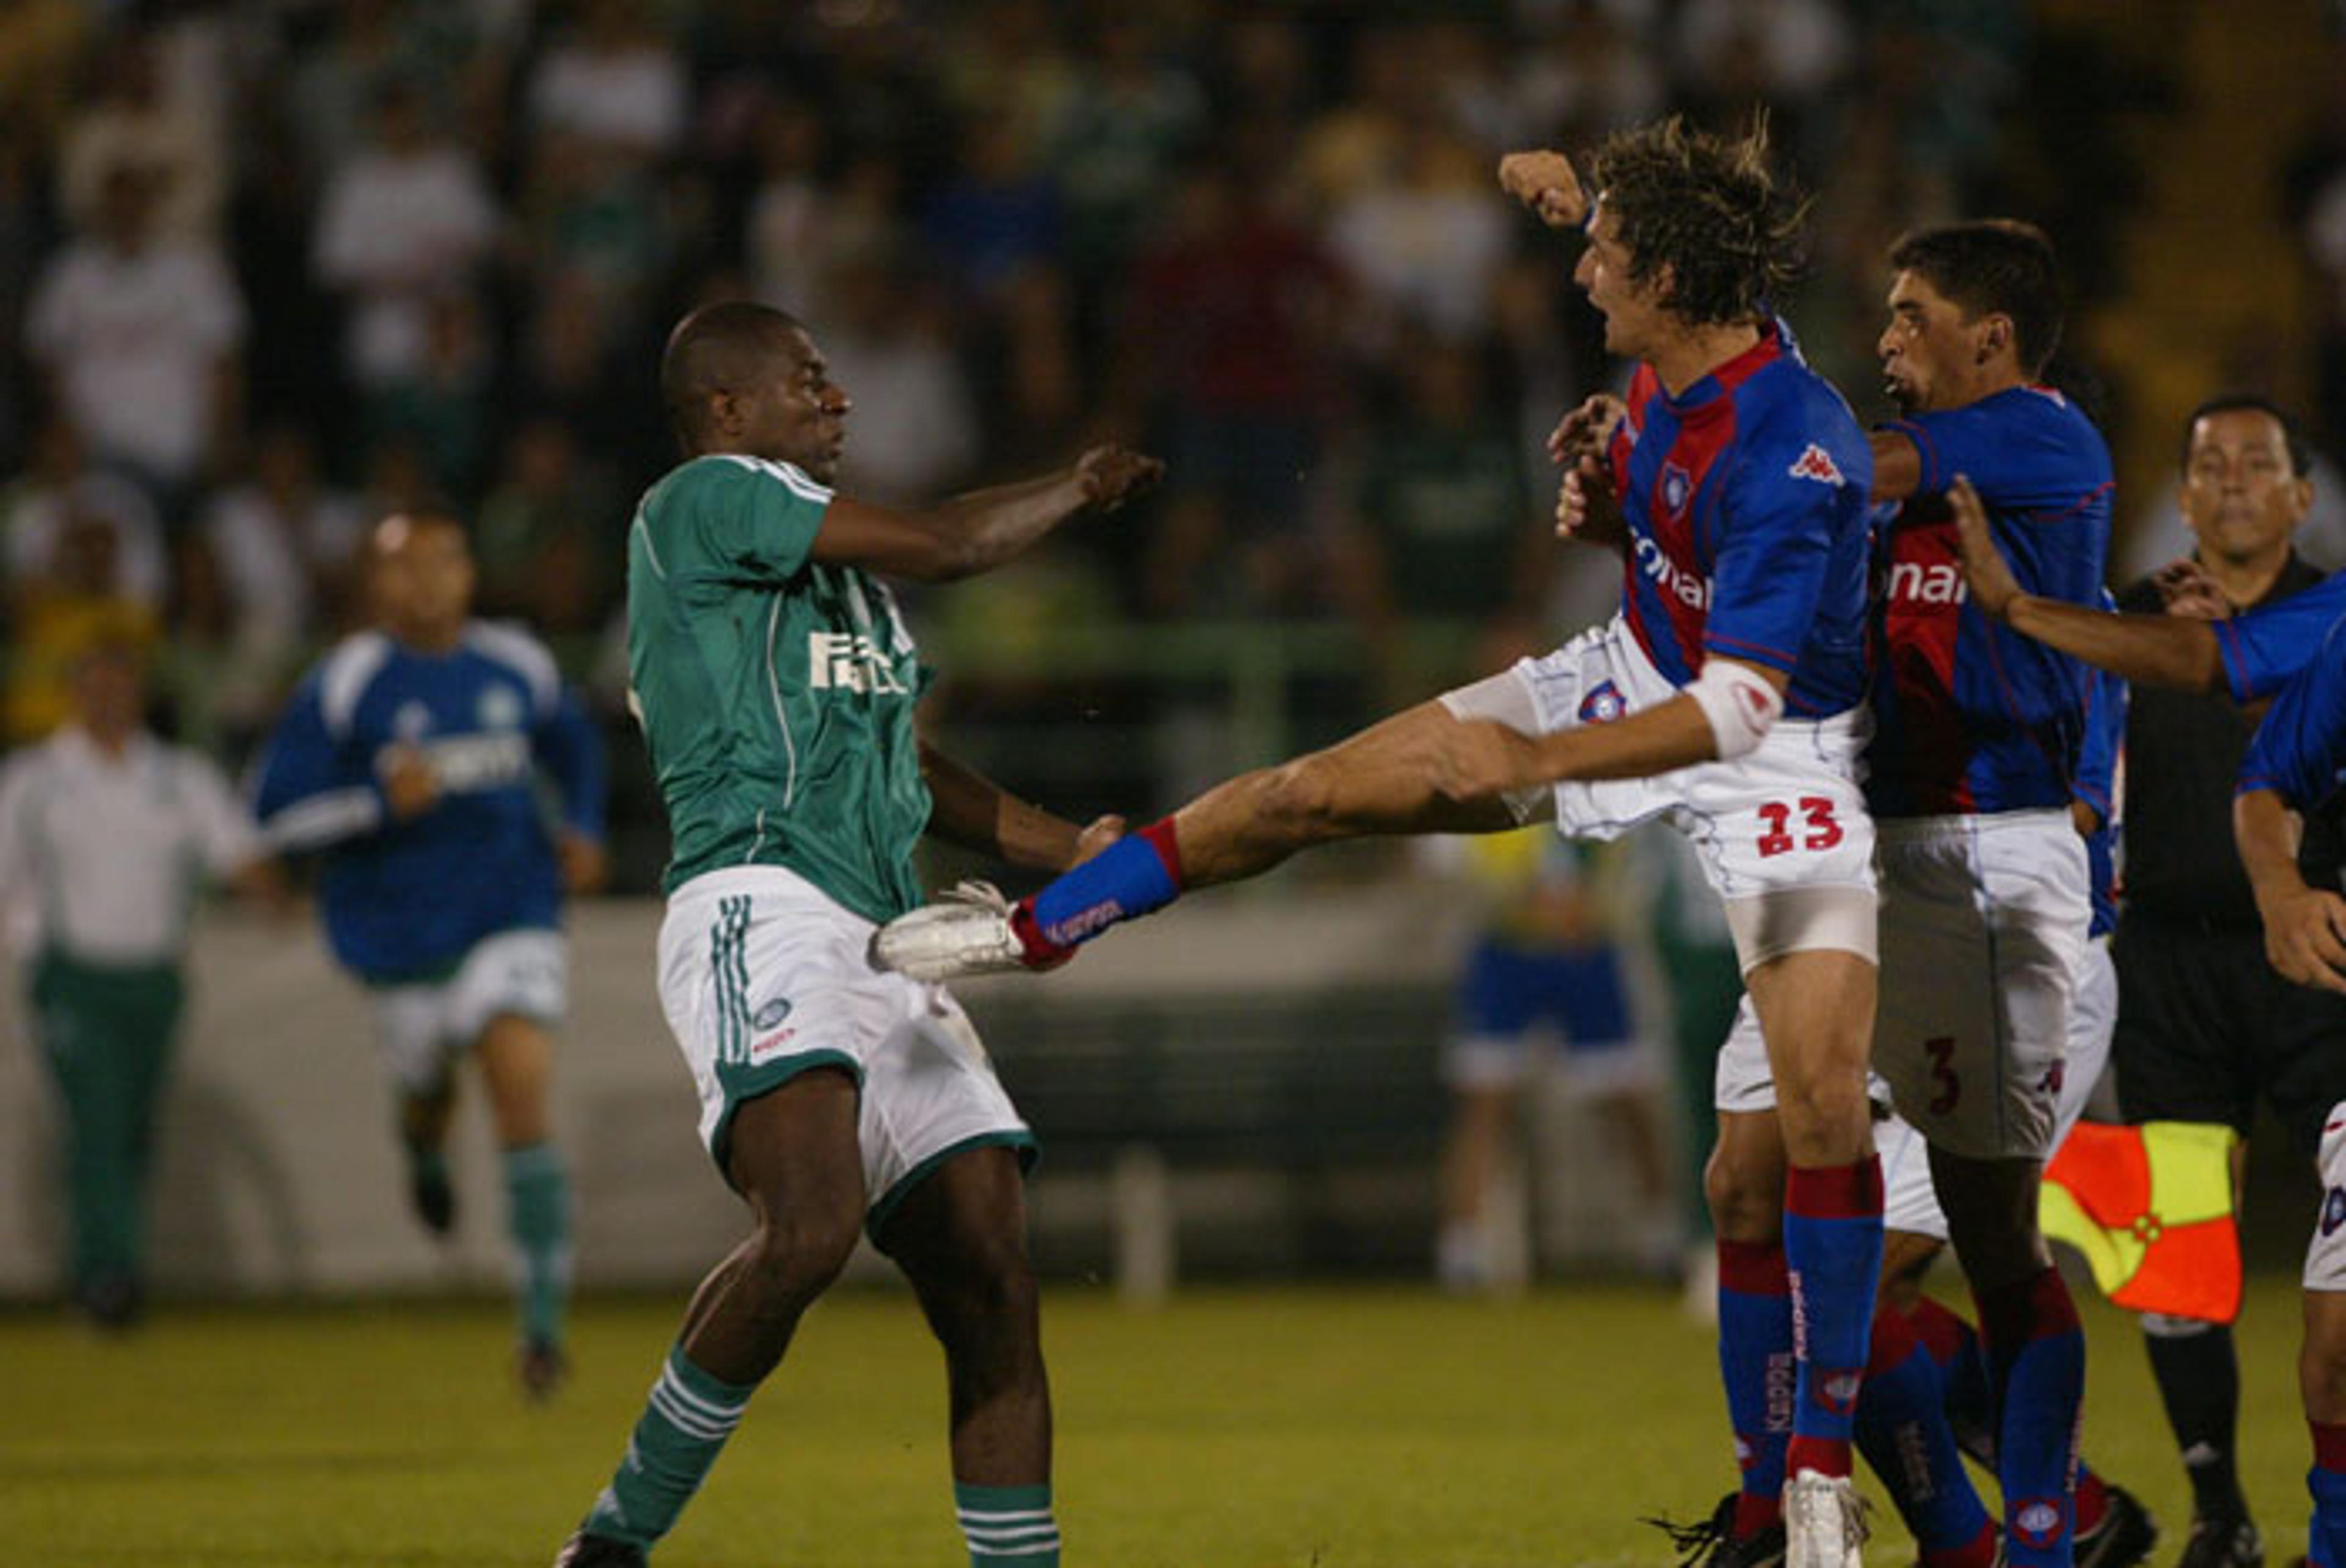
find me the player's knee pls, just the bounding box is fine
[1704,1144,1780,1242]
[1771,1070,1869,1156]
[744,1205,862,1308]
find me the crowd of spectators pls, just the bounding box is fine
[0,0,2195,886]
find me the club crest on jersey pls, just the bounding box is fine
[393,700,433,740]
[1788,444,1844,486]
[477,684,525,731]
[1577,681,1628,724]
[2323,1187,2346,1238]
[1661,462,1692,520]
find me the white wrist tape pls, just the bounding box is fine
[1687,658,1784,761]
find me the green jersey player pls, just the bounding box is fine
[554,301,1158,1568]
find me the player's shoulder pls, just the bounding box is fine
[654,453,835,510]
[315,630,398,737]
[460,619,561,709]
[1738,357,1871,487]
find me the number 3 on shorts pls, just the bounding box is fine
[1753,797,1844,858]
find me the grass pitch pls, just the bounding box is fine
[0,1277,2319,1566]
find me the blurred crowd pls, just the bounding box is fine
[0,0,2293,886]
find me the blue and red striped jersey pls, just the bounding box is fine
[1866,385,2113,817]
[1604,319,1873,718]
[2239,611,2346,812]
[2075,655,2125,939]
[2218,570,2346,703]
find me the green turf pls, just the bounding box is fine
[0,1277,2320,1566]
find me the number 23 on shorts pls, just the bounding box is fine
[1753,797,1844,858]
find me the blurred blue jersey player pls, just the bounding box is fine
[877,117,1888,1568]
[254,508,607,1399]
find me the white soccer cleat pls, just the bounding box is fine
[1783,1470,1867,1568]
[871,881,1033,982]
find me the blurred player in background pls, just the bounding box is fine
[550,300,1157,1568]
[1431,823,1669,1294]
[253,508,607,1398]
[0,640,283,1329]
[883,118,1888,1568]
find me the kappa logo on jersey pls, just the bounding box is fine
[1788,444,1845,486]
[1632,533,1711,611]
[808,632,912,695]
[2013,1500,2064,1548]
[1577,681,1628,724]
[2323,1186,2346,1238]
[1661,462,1693,520]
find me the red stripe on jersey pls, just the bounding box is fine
[1878,505,1976,812]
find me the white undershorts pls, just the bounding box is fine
[370,927,566,1095]
[658,865,1032,1235]
[2305,1101,2346,1291]
[1440,615,1877,972]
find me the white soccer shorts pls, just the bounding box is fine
[659,865,1033,1234]
[2306,1100,2346,1291]
[371,927,567,1095]
[1440,614,1877,972]
[1869,810,2088,1161]
[1717,932,2115,1239]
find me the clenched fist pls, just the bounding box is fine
[1498,150,1589,229]
[1075,446,1165,512]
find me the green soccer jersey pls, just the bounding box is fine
[627,454,934,919]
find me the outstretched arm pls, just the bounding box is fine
[919,741,1124,874]
[2236,787,2346,993]
[814,447,1162,583]
[1949,475,2223,692]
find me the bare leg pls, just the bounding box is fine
[1166,700,1521,888]
[880,1145,1050,1485]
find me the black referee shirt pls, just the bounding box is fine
[2118,552,2344,925]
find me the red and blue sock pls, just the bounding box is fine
[1782,1158,1884,1482]
[1717,1238,1796,1539]
[1017,820,1185,963]
[2308,1420,2346,1568]
[1977,1267,2086,1568]
[1856,1300,1997,1568]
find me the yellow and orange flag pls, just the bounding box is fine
[2040,1120,2241,1324]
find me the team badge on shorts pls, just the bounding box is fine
[753,997,794,1030]
[1578,680,1628,724]
[2322,1187,2346,1239]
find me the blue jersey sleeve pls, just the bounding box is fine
[2219,572,2346,703]
[686,456,831,585]
[1883,390,2112,517]
[252,675,386,852]
[2239,618,2346,811]
[534,684,608,841]
[1704,423,1871,676]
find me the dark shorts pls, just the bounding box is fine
[2111,906,2346,1158]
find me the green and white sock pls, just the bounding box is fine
[503,1142,572,1347]
[582,1346,755,1548]
[956,1482,1060,1566]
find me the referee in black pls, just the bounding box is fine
[2113,393,2346,1568]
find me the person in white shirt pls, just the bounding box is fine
[0,641,283,1328]
[25,160,246,516]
